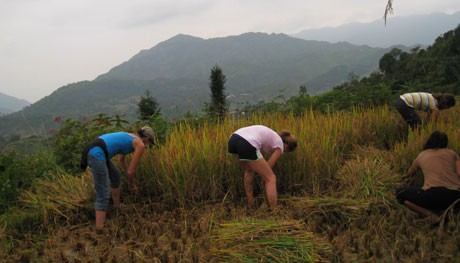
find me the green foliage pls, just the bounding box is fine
[312,79,393,113]
[206,65,229,121]
[0,150,59,213]
[137,90,161,121]
[134,115,171,145]
[0,135,7,149]
[1,137,49,155]
[52,113,129,173]
[176,111,211,129]
[378,24,460,93]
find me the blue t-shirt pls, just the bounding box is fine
[89,132,135,160]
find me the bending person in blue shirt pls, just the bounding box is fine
[81,126,155,232]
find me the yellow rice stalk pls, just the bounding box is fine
[334,145,400,204]
[209,218,333,262]
[18,171,93,226]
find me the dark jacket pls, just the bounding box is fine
[80,137,110,171]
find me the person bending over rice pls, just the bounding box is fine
[396,130,460,225]
[228,125,297,209]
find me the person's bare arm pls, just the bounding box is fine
[428,109,439,122]
[404,160,420,179]
[266,148,282,169]
[126,138,146,192]
[407,165,418,176]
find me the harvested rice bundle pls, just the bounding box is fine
[209,218,333,262]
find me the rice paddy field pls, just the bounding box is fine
[2,105,460,262]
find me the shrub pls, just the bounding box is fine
[0,150,59,214]
[52,114,128,174]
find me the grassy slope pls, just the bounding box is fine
[2,104,460,262]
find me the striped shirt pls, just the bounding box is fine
[400,92,438,112]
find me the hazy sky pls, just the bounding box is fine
[1,0,460,103]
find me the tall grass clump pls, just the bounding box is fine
[138,119,244,206]
[334,145,399,204]
[0,171,94,260]
[0,171,93,233]
[136,106,404,207]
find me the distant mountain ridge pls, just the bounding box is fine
[0,92,30,115]
[293,11,460,47]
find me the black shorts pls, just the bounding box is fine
[228,134,262,161]
[395,98,422,128]
[396,186,460,211]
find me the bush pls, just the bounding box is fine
[52,114,129,174]
[0,151,59,214]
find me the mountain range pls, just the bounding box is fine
[0,92,30,115]
[1,11,458,138]
[293,11,460,48]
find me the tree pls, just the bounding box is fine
[379,48,408,75]
[137,90,161,121]
[207,65,229,120]
[298,85,308,97]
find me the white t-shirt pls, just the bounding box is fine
[234,125,284,155]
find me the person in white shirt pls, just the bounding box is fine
[228,125,297,209]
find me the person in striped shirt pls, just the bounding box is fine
[395,92,456,129]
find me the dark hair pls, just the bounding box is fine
[279,130,298,152]
[433,93,456,110]
[137,128,145,138]
[423,130,448,150]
